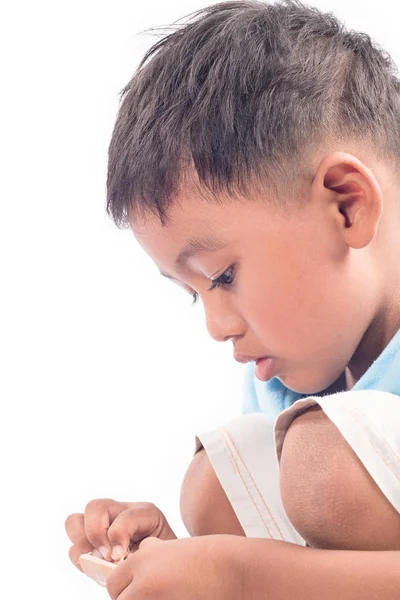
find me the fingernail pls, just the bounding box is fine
[99,546,109,559]
[111,545,123,561]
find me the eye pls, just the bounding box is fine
[209,265,236,291]
[190,265,236,307]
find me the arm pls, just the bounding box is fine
[224,535,400,600]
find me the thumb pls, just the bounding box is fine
[138,537,163,549]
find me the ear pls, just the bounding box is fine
[311,152,383,249]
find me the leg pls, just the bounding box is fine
[280,406,400,550]
[180,445,246,537]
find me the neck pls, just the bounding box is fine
[347,300,400,387]
[320,300,400,396]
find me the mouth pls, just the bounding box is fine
[254,357,275,382]
[234,353,270,364]
[233,353,276,381]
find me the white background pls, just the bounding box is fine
[1,1,399,598]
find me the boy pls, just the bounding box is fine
[66,0,400,597]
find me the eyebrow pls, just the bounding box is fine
[160,233,228,279]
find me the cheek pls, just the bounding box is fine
[242,249,350,356]
[242,251,318,319]
[242,251,380,393]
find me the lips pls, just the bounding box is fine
[254,357,275,381]
[233,353,276,381]
[233,353,270,364]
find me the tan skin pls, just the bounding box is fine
[279,406,400,550]
[131,147,400,550]
[132,149,400,396]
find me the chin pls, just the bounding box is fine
[277,372,345,396]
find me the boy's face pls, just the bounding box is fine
[131,178,377,395]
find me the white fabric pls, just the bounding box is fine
[195,413,305,544]
[195,390,400,543]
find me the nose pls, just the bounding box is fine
[204,301,246,343]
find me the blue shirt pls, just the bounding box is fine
[242,328,400,419]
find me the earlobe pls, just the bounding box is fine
[312,151,383,249]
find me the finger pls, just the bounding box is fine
[107,503,164,560]
[69,544,93,573]
[84,499,131,559]
[65,513,93,548]
[106,555,135,600]
[138,537,162,549]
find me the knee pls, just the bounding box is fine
[279,406,400,550]
[180,446,245,537]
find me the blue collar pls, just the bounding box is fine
[242,328,400,418]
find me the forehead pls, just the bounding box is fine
[131,192,261,257]
[129,182,299,276]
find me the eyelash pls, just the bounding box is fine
[191,265,236,306]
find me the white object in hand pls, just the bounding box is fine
[79,550,130,587]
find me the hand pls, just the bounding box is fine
[105,535,243,600]
[65,499,177,572]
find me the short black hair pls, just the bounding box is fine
[106,0,400,227]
